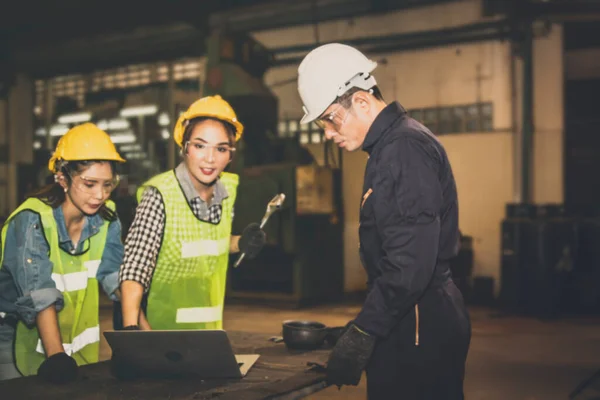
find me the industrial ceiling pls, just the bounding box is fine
[0,0,598,81]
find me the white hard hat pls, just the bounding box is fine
[298,43,378,124]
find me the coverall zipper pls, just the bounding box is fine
[415,304,420,346]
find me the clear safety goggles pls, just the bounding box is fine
[185,142,236,158]
[69,174,120,195]
[315,104,349,130]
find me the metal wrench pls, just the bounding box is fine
[233,193,286,268]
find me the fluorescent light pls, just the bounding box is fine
[110,130,137,144]
[158,112,170,127]
[50,124,69,137]
[108,118,130,130]
[120,105,158,118]
[96,119,109,130]
[57,112,92,124]
[161,129,170,139]
[35,127,47,136]
[119,144,142,152]
[123,151,147,160]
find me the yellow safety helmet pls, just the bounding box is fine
[173,95,244,147]
[48,122,126,172]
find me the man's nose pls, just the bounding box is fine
[324,128,337,140]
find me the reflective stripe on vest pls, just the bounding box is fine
[51,259,101,292]
[176,306,223,323]
[0,198,111,375]
[35,325,100,356]
[181,238,229,258]
[138,171,238,330]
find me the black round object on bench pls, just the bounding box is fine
[282,320,328,350]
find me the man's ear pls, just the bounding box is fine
[352,91,371,112]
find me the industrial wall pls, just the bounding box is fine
[0,75,34,217]
[566,47,600,80]
[533,24,564,204]
[0,0,567,297]
[253,0,565,294]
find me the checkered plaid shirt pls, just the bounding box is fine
[119,164,231,290]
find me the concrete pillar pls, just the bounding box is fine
[0,98,8,217]
[167,62,176,170]
[7,74,34,212]
[532,23,564,203]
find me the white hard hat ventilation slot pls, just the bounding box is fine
[336,72,377,97]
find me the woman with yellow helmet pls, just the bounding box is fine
[0,123,126,383]
[117,95,266,336]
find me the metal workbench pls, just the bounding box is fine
[0,331,331,400]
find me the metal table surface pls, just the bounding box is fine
[0,331,331,400]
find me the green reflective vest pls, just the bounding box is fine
[0,198,111,376]
[137,170,238,330]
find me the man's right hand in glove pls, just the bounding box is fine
[37,352,78,384]
[326,323,376,387]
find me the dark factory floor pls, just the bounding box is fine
[97,299,600,400]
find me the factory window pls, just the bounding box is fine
[409,102,494,135]
[278,119,324,144]
[34,58,206,117]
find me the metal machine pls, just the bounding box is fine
[32,31,344,307]
[200,33,344,306]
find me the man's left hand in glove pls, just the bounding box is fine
[238,223,267,259]
[325,323,376,387]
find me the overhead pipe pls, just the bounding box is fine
[272,19,510,55]
[271,19,513,66]
[208,0,457,33]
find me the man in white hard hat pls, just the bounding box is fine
[298,43,471,399]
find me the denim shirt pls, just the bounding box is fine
[0,206,123,327]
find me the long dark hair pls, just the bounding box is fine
[28,160,119,222]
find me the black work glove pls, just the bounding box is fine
[238,223,267,259]
[121,325,140,331]
[324,321,353,347]
[326,324,376,387]
[37,352,78,384]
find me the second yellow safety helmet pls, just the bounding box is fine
[173,95,244,147]
[48,123,126,172]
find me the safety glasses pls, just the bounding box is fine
[69,174,120,195]
[186,142,236,158]
[315,104,351,131]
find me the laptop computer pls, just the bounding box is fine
[103,330,260,379]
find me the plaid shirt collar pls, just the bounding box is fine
[175,162,229,207]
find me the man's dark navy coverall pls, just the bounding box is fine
[353,102,471,399]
